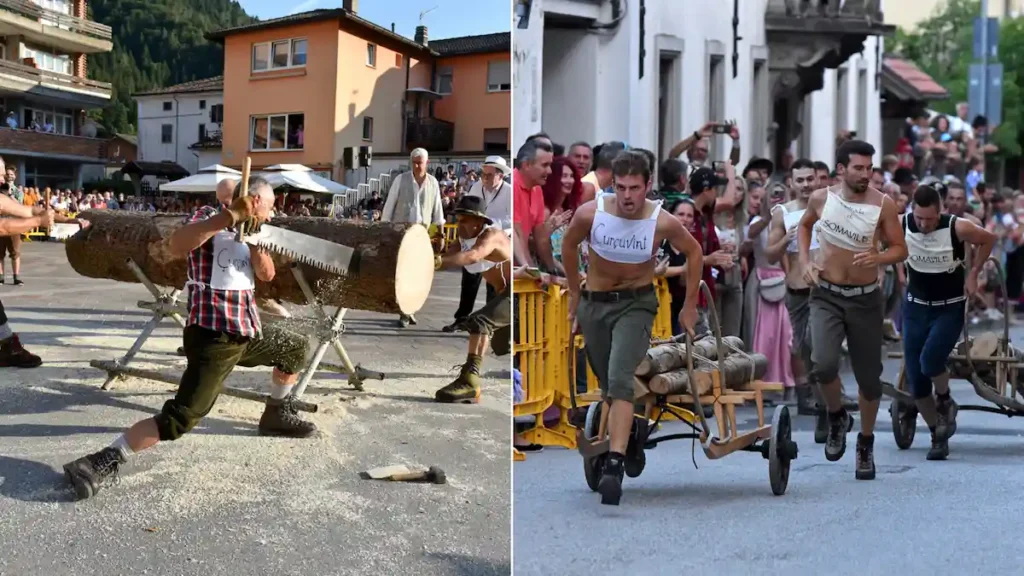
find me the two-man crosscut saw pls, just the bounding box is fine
[244,224,358,276]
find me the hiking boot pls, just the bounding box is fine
[435,358,483,403]
[0,334,42,368]
[927,430,949,461]
[825,409,853,462]
[935,393,959,440]
[855,433,875,480]
[598,453,625,506]
[796,384,819,416]
[259,396,318,438]
[63,447,125,500]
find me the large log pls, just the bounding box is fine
[635,336,745,378]
[65,210,434,314]
[646,353,769,396]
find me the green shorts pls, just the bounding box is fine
[576,286,658,402]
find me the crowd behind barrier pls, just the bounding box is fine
[513,277,674,452]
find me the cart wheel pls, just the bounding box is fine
[624,416,648,478]
[890,399,917,450]
[768,405,793,496]
[625,449,645,478]
[814,411,827,444]
[583,402,605,492]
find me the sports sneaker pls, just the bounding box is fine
[598,453,625,506]
[927,430,949,461]
[935,393,959,440]
[63,447,126,500]
[0,334,42,368]
[825,409,853,461]
[855,433,875,480]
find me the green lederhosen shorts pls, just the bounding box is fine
[155,322,309,441]
[463,287,511,356]
[576,285,659,402]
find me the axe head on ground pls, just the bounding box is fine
[361,465,447,484]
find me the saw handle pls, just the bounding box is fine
[235,157,252,243]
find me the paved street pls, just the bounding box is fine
[514,324,1024,576]
[0,242,511,576]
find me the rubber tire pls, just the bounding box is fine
[625,448,645,478]
[768,405,792,496]
[583,402,604,492]
[891,399,917,450]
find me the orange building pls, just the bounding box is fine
[206,3,510,178]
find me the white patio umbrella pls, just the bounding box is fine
[160,164,242,193]
[258,164,350,194]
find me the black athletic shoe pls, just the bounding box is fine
[927,430,949,461]
[855,433,875,480]
[825,409,853,462]
[597,453,625,506]
[63,447,125,500]
[442,321,461,333]
[935,393,959,440]
[12,277,22,286]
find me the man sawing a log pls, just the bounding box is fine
[0,188,53,368]
[561,150,704,506]
[63,176,318,501]
[433,195,512,403]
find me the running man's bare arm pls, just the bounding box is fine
[662,213,704,312]
[873,197,908,266]
[955,217,997,272]
[561,204,594,300]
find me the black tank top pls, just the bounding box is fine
[904,213,965,302]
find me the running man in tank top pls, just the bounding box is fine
[765,158,858,419]
[798,140,908,481]
[901,184,994,460]
[561,150,704,506]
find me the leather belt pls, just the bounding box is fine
[581,284,655,303]
[816,278,878,297]
[906,293,967,307]
[787,287,811,296]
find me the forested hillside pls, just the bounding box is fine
[86,0,255,136]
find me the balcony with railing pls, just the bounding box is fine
[0,0,113,53]
[0,57,111,104]
[406,117,454,152]
[0,125,107,161]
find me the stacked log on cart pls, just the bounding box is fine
[632,335,772,438]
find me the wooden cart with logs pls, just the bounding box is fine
[572,281,799,496]
[66,193,435,410]
[883,257,1024,449]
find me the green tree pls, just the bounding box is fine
[891,0,1022,157]
[85,0,255,136]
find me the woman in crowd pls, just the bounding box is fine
[542,156,584,272]
[661,198,697,336]
[744,181,794,400]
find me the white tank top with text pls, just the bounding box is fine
[816,188,882,253]
[588,194,661,265]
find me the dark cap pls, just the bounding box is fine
[744,156,775,177]
[688,167,728,195]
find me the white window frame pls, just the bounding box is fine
[251,37,308,73]
[486,61,510,93]
[366,43,377,68]
[24,106,72,135]
[437,66,453,95]
[362,117,373,141]
[249,113,305,151]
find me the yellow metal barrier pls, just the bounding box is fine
[443,224,458,244]
[513,277,680,457]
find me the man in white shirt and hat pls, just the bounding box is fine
[444,155,512,333]
[381,147,445,327]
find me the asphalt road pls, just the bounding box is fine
[0,241,511,576]
[513,318,1024,575]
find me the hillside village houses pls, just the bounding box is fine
[131,1,511,190]
[513,0,903,179]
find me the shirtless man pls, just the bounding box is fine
[433,196,512,403]
[562,150,703,505]
[0,192,52,367]
[765,159,858,420]
[798,140,908,480]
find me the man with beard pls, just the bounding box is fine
[901,184,995,460]
[766,159,859,421]
[798,140,908,480]
[944,181,982,226]
[561,150,703,505]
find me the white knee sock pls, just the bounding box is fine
[271,384,294,400]
[109,435,133,462]
[0,323,12,341]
